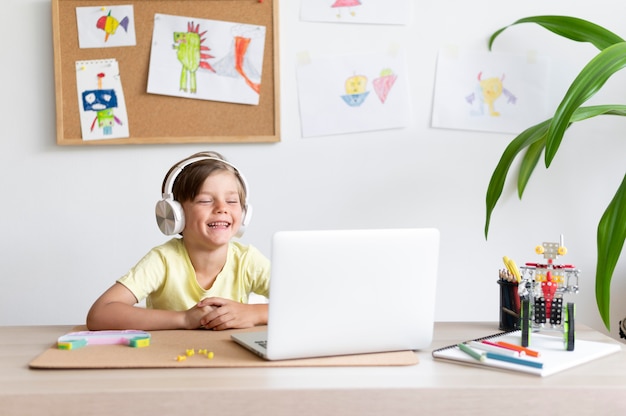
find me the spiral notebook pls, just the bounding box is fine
[432,330,621,377]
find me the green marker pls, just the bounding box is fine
[458,343,486,362]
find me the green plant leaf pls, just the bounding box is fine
[489,15,624,51]
[546,43,626,166]
[484,120,550,237]
[517,137,546,197]
[516,106,626,198]
[569,105,626,120]
[485,105,626,238]
[596,173,626,329]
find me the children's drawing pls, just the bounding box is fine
[212,25,265,94]
[97,10,129,42]
[76,6,136,48]
[82,73,123,134]
[431,48,551,134]
[300,0,411,25]
[465,72,517,117]
[76,59,129,141]
[297,50,410,138]
[331,0,362,18]
[174,21,216,93]
[372,68,397,103]
[341,68,397,106]
[341,73,369,106]
[147,14,266,106]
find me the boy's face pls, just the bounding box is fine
[181,170,244,249]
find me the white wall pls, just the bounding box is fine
[2,0,625,340]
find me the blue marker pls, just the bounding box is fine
[486,351,543,369]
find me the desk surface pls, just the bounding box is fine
[2,322,625,416]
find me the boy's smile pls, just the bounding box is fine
[208,221,231,229]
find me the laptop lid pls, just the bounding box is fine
[260,227,440,360]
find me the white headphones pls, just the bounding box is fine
[155,154,252,237]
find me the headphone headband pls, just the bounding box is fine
[161,155,249,201]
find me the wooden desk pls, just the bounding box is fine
[2,323,625,415]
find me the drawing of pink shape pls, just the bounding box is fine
[331,0,362,7]
[373,73,397,103]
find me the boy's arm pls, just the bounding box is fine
[86,283,208,330]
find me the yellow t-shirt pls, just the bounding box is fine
[117,238,270,311]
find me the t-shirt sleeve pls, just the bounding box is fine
[245,245,271,298]
[117,248,167,303]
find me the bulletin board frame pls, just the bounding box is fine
[52,0,280,145]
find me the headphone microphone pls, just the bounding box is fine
[155,154,252,237]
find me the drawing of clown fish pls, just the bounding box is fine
[97,11,130,42]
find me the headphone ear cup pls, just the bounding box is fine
[155,199,185,235]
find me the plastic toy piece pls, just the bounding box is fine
[517,235,580,351]
[57,330,151,350]
[57,338,88,350]
[129,337,151,348]
[175,348,215,361]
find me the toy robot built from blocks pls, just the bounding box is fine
[518,236,581,351]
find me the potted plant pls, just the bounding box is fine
[485,16,626,330]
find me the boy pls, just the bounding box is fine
[86,151,270,330]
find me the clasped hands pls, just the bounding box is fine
[185,297,260,331]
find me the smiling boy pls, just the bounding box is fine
[86,151,270,331]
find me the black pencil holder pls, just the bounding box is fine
[498,280,520,331]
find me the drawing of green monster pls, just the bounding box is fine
[173,21,215,93]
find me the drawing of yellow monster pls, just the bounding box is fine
[465,72,517,117]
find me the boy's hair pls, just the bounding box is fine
[163,151,247,209]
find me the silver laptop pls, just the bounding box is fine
[231,228,440,360]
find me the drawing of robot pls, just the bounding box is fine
[81,73,123,136]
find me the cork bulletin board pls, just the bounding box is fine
[52,0,280,145]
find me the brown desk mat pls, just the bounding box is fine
[29,326,418,369]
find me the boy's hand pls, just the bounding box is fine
[197,297,266,330]
[184,302,217,329]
